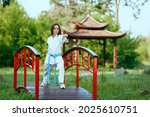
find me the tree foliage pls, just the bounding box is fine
[0,2,52,66]
[0,0,149,68]
[135,36,150,63]
[0,2,30,66]
[117,34,140,68]
[34,13,53,62]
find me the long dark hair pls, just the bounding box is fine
[51,23,61,35]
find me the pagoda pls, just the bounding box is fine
[64,15,126,69]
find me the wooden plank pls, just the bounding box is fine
[27,86,92,100]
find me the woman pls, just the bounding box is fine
[40,23,68,89]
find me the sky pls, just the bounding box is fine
[18,0,150,37]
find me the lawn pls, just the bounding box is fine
[0,67,150,100]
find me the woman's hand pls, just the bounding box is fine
[62,34,68,42]
[63,34,68,38]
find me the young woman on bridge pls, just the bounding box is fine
[40,23,68,89]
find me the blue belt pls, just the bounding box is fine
[47,53,62,86]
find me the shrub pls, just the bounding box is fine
[0,43,15,67]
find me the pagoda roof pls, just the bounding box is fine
[75,15,109,29]
[64,29,126,39]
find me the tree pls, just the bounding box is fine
[48,0,114,26]
[34,13,53,62]
[0,2,38,66]
[117,33,140,68]
[136,36,150,63]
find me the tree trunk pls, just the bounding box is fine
[115,0,120,25]
[106,0,110,13]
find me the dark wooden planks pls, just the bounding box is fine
[27,86,92,100]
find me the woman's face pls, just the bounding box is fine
[53,25,59,36]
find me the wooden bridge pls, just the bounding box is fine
[14,45,98,100]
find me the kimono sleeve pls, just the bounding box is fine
[47,37,51,45]
[59,35,67,44]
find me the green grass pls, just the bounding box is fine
[0,67,150,100]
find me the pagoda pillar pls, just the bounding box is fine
[113,39,117,70]
[103,39,106,68]
[69,39,74,47]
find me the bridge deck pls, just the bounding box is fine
[27,86,92,100]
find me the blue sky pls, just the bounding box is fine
[18,0,150,37]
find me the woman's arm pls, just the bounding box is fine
[63,34,68,39]
[61,34,68,43]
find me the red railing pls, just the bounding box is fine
[63,46,98,100]
[13,45,40,100]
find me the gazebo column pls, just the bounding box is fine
[103,39,106,68]
[69,39,74,47]
[99,39,106,68]
[113,39,117,70]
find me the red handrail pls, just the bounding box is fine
[63,46,98,100]
[13,45,40,100]
[14,45,97,100]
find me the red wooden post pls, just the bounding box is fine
[14,45,40,100]
[35,56,40,100]
[18,52,20,66]
[88,53,90,69]
[14,56,17,89]
[17,53,20,66]
[93,57,98,100]
[82,51,84,66]
[28,49,30,65]
[24,49,27,88]
[76,50,79,88]
[62,46,98,100]
[20,51,23,65]
[71,51,74,65]
[32,54,34,71]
